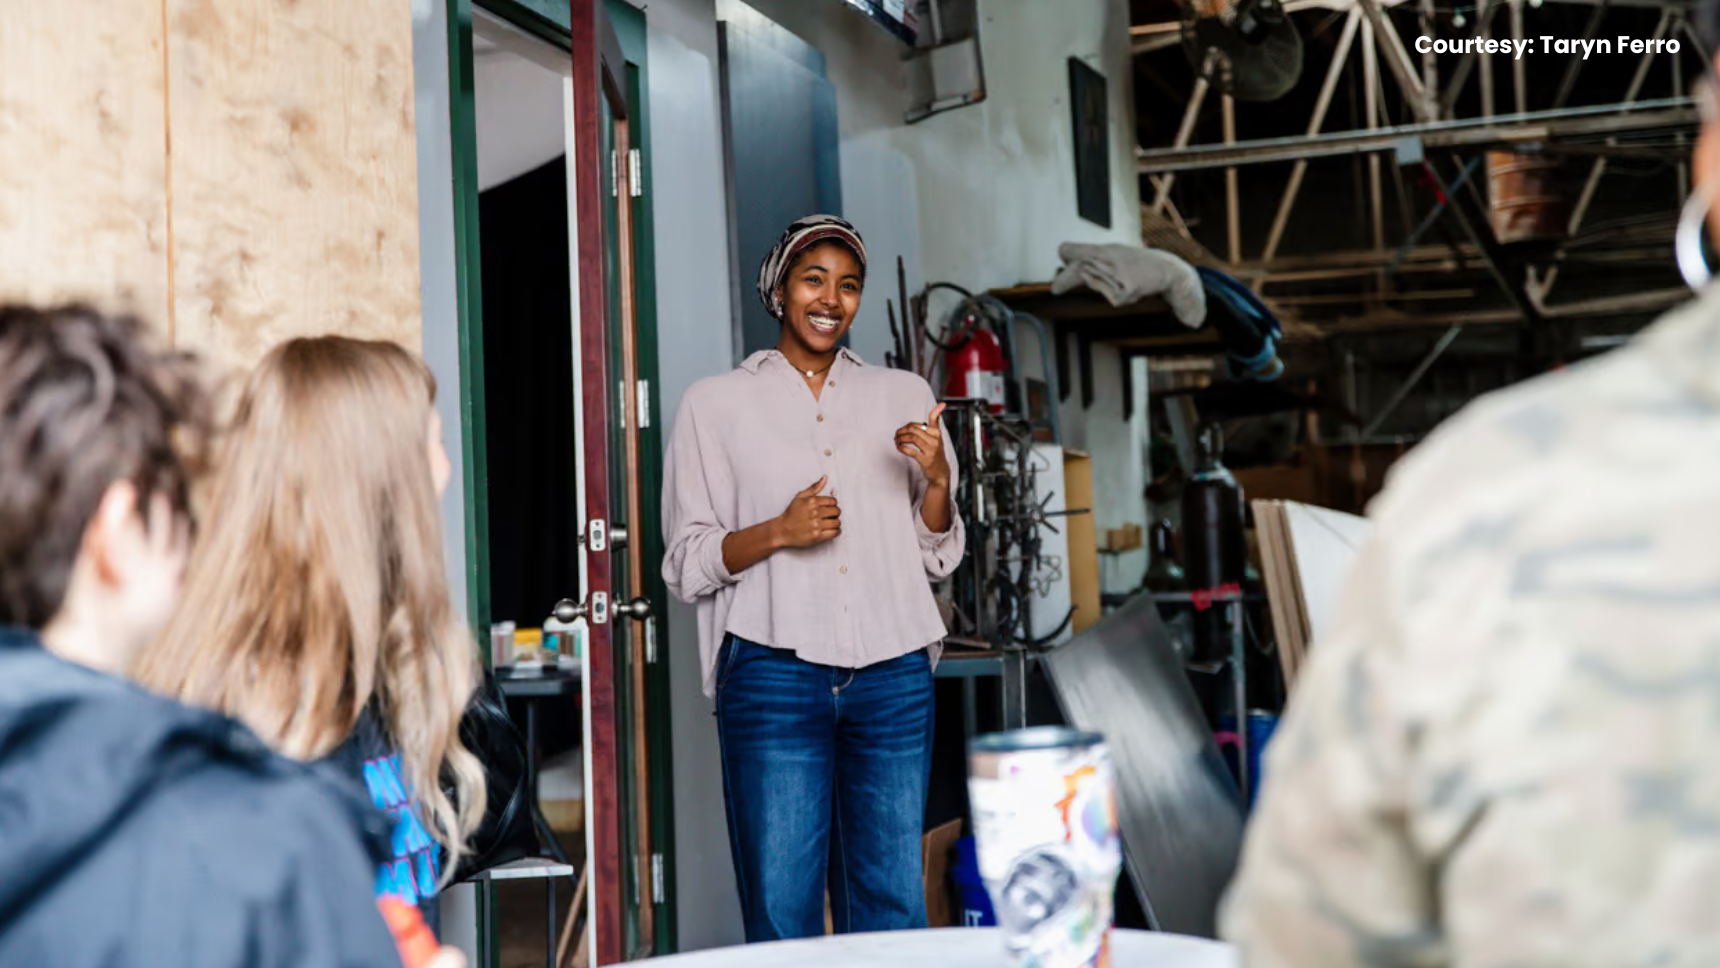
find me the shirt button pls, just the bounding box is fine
[840,565,848,574]
[816,413,824,422]
[828,380,836,387]
[824,448,833,456]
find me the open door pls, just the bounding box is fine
[569,1,663,962]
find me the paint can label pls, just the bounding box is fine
[969,738,1120,968]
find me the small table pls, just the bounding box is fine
[495,664,583,869]
[635,928,1237,967]
[468,856,576,968]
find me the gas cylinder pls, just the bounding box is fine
[942,325,1007,414]
[1180,425,1248,665]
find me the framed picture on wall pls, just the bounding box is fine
[1068,57,1111,228]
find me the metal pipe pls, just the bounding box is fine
[1419,0,1439,123]
[1224,95,1240,265]
[1361,324,1464,436]
[1150,76,1211,215]
[1136,98,1696,173]
[1263,9,1361,264]
[1479,10,1496,119]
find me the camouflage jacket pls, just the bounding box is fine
[1221,287,1720,968]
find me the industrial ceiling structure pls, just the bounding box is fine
[1129,0,1705,437]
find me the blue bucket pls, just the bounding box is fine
[950,836,996,927]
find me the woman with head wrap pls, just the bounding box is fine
[661,215,964,942]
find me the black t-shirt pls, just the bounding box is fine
[327,710,443,936]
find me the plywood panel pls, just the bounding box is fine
[166,0,422,373]
[0,0,171,328]
[1063,450,1102,633]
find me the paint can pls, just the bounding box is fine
[969,728,1121,968]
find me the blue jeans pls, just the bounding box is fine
[715,635,935,942]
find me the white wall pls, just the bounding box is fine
[474,43,568,191]
[634,0,750,953]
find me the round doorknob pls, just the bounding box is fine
[613,596,652,620]
[550,598,588,624]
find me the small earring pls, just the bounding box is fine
[1675,182,1719,291]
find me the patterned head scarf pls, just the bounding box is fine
[756,214,868,320]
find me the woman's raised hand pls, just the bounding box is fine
[774,475,841,548]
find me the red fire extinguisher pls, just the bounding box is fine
[942,325,1007,414]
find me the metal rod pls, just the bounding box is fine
[1136,98,1696,173]
[1479,9,1496,118]
[1358,0,1431,120]
[1001,648,1028,731]
[1511,0,1527,115]
[1440,0,1503,118]
[1150,76,1210,215]
[1386,156,1484,279]
[1231,604,1249,806]
[1224,95,1240,265]
[1361,324,1464,437]
[1553,0,1612,109]
[1363,18,1384,252]
[1676,33,1690,202]
[1419,0,1440,122]
[1263,9,1361,264]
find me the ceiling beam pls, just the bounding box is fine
[1137,98,1696,173]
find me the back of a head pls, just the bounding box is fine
[134,334,484,873]
[0,304,209,630]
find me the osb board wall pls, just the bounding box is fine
[0,1,422,372]
[0,1,172,330]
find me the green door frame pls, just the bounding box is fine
[444,0,677,955]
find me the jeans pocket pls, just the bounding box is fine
[716,634,747,697]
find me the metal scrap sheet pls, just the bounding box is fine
[1040,594,1245,938]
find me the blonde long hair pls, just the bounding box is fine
[134,336,485,877]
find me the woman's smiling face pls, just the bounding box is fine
[777,241,863,357]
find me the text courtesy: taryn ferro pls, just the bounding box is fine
[1414,35,1684,59]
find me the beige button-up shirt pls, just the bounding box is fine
[662,348,964,697]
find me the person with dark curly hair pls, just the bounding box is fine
[0,305,445,968]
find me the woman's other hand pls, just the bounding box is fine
[895,403,951,488]
[427,948,469,968]
[775,475,841,548]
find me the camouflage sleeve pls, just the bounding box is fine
[1220,534,1447,968]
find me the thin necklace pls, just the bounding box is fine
[798,358,834,379]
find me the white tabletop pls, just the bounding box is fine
[639,928,1237,967]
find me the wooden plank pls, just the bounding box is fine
[0,0,170,327]
[1063,450,1102,634]
[165,0,422,373]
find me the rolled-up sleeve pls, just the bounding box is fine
[661,397,743,603]
[911,408,965,580]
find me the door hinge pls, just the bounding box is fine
[628,148,644,198]
[651,853,665,904]
[636,379,651,429]
[617,380,628,430]
[645,619,657,664]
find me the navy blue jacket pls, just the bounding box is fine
[0,627,404,967]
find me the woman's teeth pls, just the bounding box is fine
[808,314,840,334]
